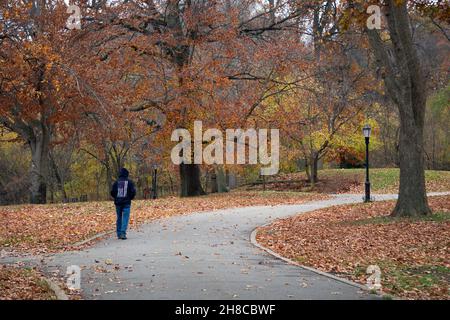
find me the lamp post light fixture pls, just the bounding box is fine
[363,124,372,203]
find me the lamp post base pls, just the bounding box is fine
[364,181,371,203]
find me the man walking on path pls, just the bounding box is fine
[111,168,136,240]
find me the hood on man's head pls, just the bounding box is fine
[119,168,129,178]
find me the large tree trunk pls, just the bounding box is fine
[393,112,430,216]
[49,150,67,200]
[367,0,431,216]
[306,153,319,187]
[95,171,102,201]
[311,155,319,184]
[180,163,205,197]
[304,156,311,181]
[215,165,229,193]
[29,126,50,204]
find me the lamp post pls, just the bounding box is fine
[152,165,158,199]
[363,124,372,203]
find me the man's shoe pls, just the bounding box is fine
[120,235,127,240]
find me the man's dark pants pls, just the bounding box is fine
[115,205,131,238]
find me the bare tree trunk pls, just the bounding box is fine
[180,163,205,197]
[168,171,175,194]
[304,156,311,182]
[215,165,228,193]
[49,183,54,203]
[367,0,431,216]
[312,155,319,184]
[394,114,430,216]
[308,153,319,187]
[95,171,101,201]
[49,150,67,200]
[210,170,217,193]
[29,125,50,204]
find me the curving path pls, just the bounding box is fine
[4,192,449,300]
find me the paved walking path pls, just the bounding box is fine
[2,192,449,300]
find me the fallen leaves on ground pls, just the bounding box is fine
[256,195,450,300]
[0,191,327,255]
[0,265,56,300]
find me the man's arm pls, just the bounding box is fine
[110,182,118,199]
[129,180,137,200]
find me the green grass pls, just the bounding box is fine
[322,168,399,191]
[0,235,34,247]
[294,256,308,264]
[251,168,450,194]
[384,264,450,294]
[345,211,450,226]
[238,190,316,197]
[226,190,325,199]
[352,261,450,297]
[320,168,450,192]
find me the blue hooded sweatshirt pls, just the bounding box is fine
[110,168,136,206]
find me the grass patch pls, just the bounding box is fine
[294,256,308,264]
[243,190,317,197]
[0,235,35,247]
[256,168,450,194]
[351,261,450,298]
[345,211,450,226]
[382,264,449,297]
[321,168,450,192]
